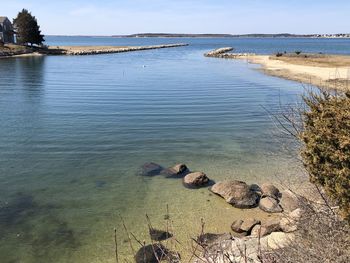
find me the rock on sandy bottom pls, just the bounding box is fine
[183,172,210,188]
[210,180,260,208]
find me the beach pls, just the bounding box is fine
[207,50,350,90]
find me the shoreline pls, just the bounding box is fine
[206,48,350,91]
[0,43,188,58]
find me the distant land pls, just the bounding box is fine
[111,33,350,38]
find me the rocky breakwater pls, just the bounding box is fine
[48,43,189,56]
[204,47,255,58]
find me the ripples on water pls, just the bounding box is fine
[0,37,349,262]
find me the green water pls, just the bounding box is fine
[0,37,332,262]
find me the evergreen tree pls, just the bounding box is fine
[13,9,45,46]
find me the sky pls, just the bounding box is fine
[1,0,350,35]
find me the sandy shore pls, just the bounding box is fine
[206,48,350,91]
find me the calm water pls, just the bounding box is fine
[0,37,349,263]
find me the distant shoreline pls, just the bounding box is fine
[45,33,350,39]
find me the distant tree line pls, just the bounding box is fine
[13,9,44,46]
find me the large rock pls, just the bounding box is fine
[183,172,209,188]
[231,218,260,235]
[280,208,302,233]
[261,183,280,199]
[279,190,300,212]
[259,196,283,213]
[194,233,263,263]
[231,220,245,234]
[140,162,163,176]
[241,218,261,233]
[250,224,262,238]
[260,232,295,250]
[210,180,260,208]
[260,218,282,237]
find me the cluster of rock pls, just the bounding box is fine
[204,47,255,58]
[140,162,212,188]
[55,43,189,56]
[210,180,299,214]
[139,163,304,262]
[195,180,304,262]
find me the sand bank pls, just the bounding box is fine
[206,48,350,91]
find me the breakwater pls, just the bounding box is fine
[205,47,255,58]
[48,43,189,56]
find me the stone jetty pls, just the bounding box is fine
[204,47,255,58]
[47,43,189,56]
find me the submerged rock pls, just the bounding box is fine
[140,162,163,176]
[172,164,188,174]
[149,228,172,241]
[259,196,283,213]
[197,233,232,248]
[162,163,189,178]
[210,180,260,208]
[183,172,210,188]
[135,244,168,263]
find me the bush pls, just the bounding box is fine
[295,50,302,55]
[276,52,283,57]
[300,90,350,221]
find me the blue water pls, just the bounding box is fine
[46,36,350,55]
[0,37,349,263]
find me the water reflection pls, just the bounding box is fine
[16,56,45,98]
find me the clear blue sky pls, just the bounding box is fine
[2,0,350,35]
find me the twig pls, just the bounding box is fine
[114,228,119,263]
[121,217,136,254]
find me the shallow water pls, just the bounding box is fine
[1,37,349,262]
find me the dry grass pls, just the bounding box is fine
[261,199,350,263]
[270,54,350,68]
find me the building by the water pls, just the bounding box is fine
[0,16,15,43]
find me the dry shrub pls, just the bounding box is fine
[300,90,350,221]
[261,198,350,263]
